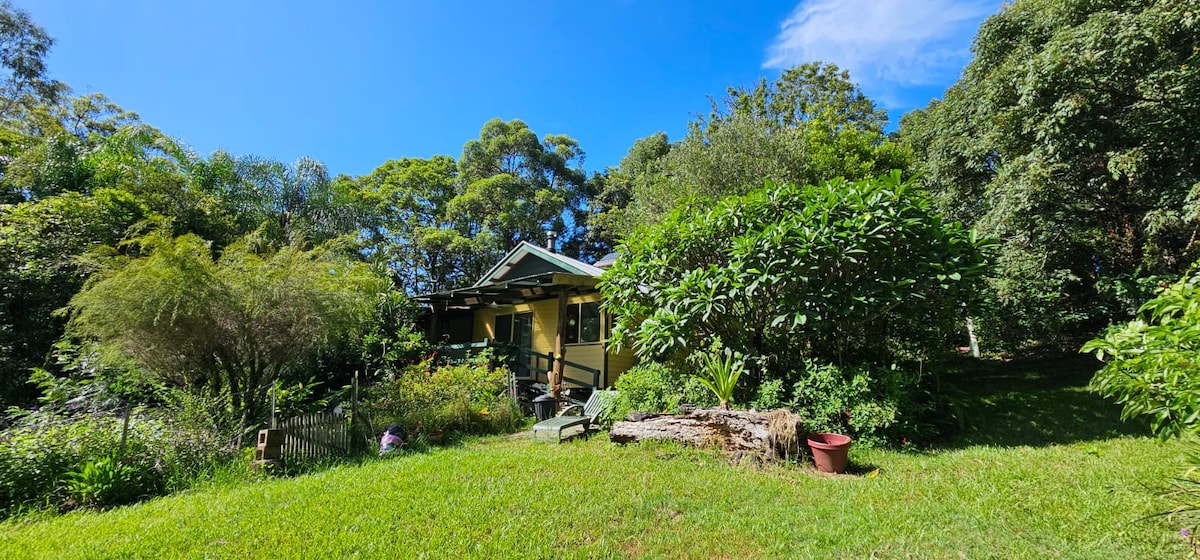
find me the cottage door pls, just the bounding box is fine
[513,312,533,351]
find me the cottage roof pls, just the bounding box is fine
[473,241,604,287]
[415,241,604,306]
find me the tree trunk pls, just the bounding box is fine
[551,290,567,408]
[609,408,805,462]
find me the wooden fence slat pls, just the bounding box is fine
[276,411,350,463]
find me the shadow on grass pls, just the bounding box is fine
[843,461,881,476]
[939,355,1150,449]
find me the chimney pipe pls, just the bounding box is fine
[545,230,558,253]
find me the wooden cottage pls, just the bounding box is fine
[415,238,636,397]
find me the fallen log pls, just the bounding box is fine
[609,408,805,462]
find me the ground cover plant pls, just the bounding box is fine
[1,358,1191,559]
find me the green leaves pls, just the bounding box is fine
[599,172,990,368]
[1083,271,1200,440]
[902,0,1200,348]
[603,63,912,237]
[65,230,388,424]
[695,348,744,410]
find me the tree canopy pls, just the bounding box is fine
[901,0,1200,349]
[601,62,912,238]
[600,171,990,370]
[65,230,386,430]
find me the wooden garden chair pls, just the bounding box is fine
[531,390,617,443]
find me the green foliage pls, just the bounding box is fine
[65,229,386,431]
[0,0,66,124]
[29,341,159,413]
[350,155,486,293]
[363,352,521,439]
[787,361,898,445]
[609,362,714,421]
[902,0,1200,349]
[601,172,990,369]
[0,189,148,406]
[64,455,137,508]
[0,406,238,515]
[749,378,786,411]
[361,291,433,378]
[601,172,985,442]
[604,62,912,235]
[694,348,744,410]
[1083,271,1200,439]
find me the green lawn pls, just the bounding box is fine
[0,358,1193,559]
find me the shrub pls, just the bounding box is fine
[750,379,786,411]
[1083,272,1200,439]
[363,352,522,439]
[695,349,744,410]
[610,363,714,421]
[601,171,990,369]
[787,361,897,445]
[0,407,238,515]
[65,455,138,507]
[780,360,956,447]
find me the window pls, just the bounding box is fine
[494,314,512,343]
[493,312,532,348]
[565,301,602,344]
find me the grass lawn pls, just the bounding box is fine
[1,357,1194,559]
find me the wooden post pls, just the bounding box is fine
[552,290,567,407]
[118,401,131,463]
[966,316,980,358]
[351,370,359,452]
[601,312,610,389]
[429,303,440,341]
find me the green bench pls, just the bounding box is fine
[531,390,617,443]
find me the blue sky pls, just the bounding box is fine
[22,0,1003,177]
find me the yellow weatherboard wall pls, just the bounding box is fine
[471,291,636,388]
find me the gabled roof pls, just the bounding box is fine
[473,241,605,287]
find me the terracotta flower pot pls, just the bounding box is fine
[807,433,852,474]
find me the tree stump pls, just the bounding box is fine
[609,408,805,462]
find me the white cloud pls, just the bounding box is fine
[765,0,1000,105]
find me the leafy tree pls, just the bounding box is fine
[901,0,1200,349]
[601,172,990,372]
[450,118,587,260]
[352,155,489,293]
[347,120,592,293]
[0,189,148,405]
[1083,271,1200,440]
[601,172,988,441]
[0,0,65,123]
[606,63,911,235]
[64,230,386,434]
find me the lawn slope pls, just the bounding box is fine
[0,358,1192,559]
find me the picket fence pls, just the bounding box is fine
[278,411,351,462]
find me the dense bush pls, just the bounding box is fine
[601,172,990,369]
[0,407,238,514]
[789,361,894,440]
[364,352,523,440]
[600,172,987,443]
[1083,272,1200,439]
[610,363,714,421]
